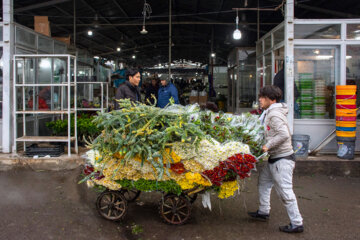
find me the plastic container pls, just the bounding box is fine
[336,104,356,109]
[292,134,310,159]
[336,116,357,121]
[336,131,356,138]
[336,85,356,96]
[336,95,356,100]
[336,99,357,105]
[337,138,355,160]
[336,109,357,117]
[336,121,356,127]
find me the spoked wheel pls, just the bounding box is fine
[120,189,141,202]
[159,194,192,225]
[96,190,128,221]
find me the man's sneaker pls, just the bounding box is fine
[279,223,304,233]
[247,210,269,221]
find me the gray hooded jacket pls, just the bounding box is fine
[263,103,294,158]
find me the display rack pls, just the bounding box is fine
[13,54,78,156]
[77,82,109,113]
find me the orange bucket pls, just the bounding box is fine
[336,85,357,95]
[336,121,357,127]
[336,131,356,138]
[336,109,357,117]
[336,99,357,105]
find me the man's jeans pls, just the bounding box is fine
[258,159,303,226]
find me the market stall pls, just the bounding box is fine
[256,19,360,152]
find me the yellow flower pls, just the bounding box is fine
[163,148,181,164]
[183,160,205,172]
[218,181,239,199]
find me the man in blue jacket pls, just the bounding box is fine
[157,78,179,108]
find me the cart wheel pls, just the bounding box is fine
[120,189,141,202]
[96,190,127,221]
[159,194,191,225]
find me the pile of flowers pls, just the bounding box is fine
[82,100,264,200]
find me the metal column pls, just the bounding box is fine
[3,0,14,153]
[284,0,295,133]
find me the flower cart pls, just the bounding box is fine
[82,100,265,225]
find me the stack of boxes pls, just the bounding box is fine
[313,78,326,119]
[297,73,314,119]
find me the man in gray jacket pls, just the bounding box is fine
[248,85,304,233]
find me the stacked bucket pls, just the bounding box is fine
[336,85,357,159]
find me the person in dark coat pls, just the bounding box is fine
[115,68,141,109]
[145,78,159,105]
[157,78,179,108]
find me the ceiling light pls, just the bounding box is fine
[140,26,148,35]
[132,55,136,59]
[87,30,93,36]
[117,47,121,52]
[316,55,333,60]
[141,0,152,35]
[211,53,216,58]
[93,56,99,59]
[314,49,320,54]
[233,10,242,40]
[346,56,352,59]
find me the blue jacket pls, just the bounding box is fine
[157,83,179,108]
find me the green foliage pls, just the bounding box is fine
[46,114,102,140]
[116,179,183,195]
[90,99,207,177]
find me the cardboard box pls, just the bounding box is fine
[189,96,199,104]
[199,95,208,106]
[34,16,51,37]
[53,36,71,45]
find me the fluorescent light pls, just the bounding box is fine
[39,59,51,69]
[87,30,93,36]
[117,47,121,52]
[316,55,333,60]
[94,56,99,59]
[346,56,352,59]
[313,49,320,54]
[233,29,242,40]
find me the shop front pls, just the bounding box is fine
[256,19,360,152]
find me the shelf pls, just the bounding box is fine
[15,83,75,87]
[16,110,76,114]
[16,136,76,142]
[77,108,104,111]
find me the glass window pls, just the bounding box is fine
[38,36,53,53]
[294,24,341,39]
[0,48,2,118]
[294,47,339,119]
[264,36,271,51]
[54,42,66,54]
[347,24,360,40]
[273,26,284,45]
[346,45,360,118]
[237,51,256,108]
[257,58,264,88]
[256,42,262,56]
[16,27,36,48]
[0,26,3,42]
[264,54,272,86]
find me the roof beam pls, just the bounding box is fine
[111,0,129,17]
[15,0,72,12]
[79,0,138,46]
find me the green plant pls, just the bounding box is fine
[46,114,102,141]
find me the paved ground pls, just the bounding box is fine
[0,166,359,240]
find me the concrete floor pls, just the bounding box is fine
[0,167,359,240]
